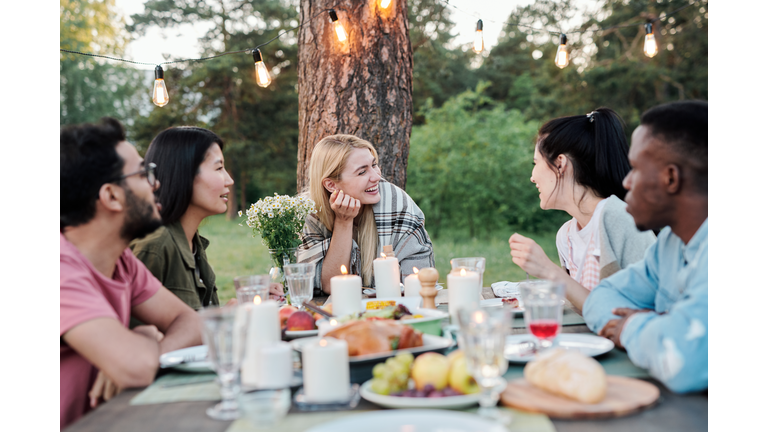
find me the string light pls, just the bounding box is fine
[473,20,484,54]
[380,0,391,9]
[643,23,659,58]
[253,49,272,87]
[555,34,569,69]
[152,65,169,107]
[329,10,347,42]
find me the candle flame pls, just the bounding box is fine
[253,295,262,305]
[413,267,419,274]
[381,253,387,259]
[330,319,338,325]
[340,265,348,275]
[460,268,466,276]
[473,310,485,323]
[319,338,328,347]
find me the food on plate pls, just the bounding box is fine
[370,352,414,395]
[366,300,397,310]
[286,311,316,331]
[411,352,450,391]
[338,304,422,323]
[523,348,607,404]
[502,297,520,308]
[447,351,480,395]
[278,305,299,328]
[325,320,423,356]
[368,350,478,398]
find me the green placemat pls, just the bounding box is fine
[130,373,220,405]
[226,407,554,432]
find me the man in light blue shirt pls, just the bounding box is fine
[583,101,707,394]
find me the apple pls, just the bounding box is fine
[447,351,479,395]
[286,311,316,331]
[411,352,450,391]
[279,305,298,329]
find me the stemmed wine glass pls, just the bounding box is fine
[457,307,512,424]
[520,280,565,351]
[199,305,250,420]
[283,263,315,310]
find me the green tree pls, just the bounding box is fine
[60,0,146,126]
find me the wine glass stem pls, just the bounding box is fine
[478,382,499,409]
[218,371,239,410]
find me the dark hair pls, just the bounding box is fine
[640,100,708,194]
[537,107,631,202]
[145,126,225,224]
[60,117,127,230]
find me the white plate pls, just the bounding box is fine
[290,334,455,363]
[359,380,480,409]
[306,409,506,432]
[504,333,615,363]
[479,298,524,313]
[284,329,319,339]
[159,345,213,373]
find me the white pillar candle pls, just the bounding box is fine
[302,337,350,402]
[331,266,363,317]
[447,268,481,323]
[318,318,340,337]
[242,298,280,386]
[252,341,293,390]
[373,253,401,298]
[403,267,422,297]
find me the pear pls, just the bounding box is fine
[448,351,480,394]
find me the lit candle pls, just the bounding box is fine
[373,252,401,298]
[302,337,350,402]
[404,267,422,297]
[318,318,340,337]
[331,265,362,317]
[447,268,481,323]
[241,297,280,387]
[251,341,293,390]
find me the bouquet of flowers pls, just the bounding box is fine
[242,193,317,293]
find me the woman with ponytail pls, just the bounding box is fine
[508,108,655,313]
[298,135,435,295]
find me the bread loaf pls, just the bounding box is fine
[523,348,607,404]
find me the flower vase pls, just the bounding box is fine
[268,248,298,300]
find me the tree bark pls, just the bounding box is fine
[297,0,413,192]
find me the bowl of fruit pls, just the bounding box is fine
[359,350,481,409]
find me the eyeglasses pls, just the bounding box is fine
[111,162,157,187]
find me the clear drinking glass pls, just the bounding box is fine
[520,280,565,351]
[234,275,271,304]
[451,257,486,289]
[284,263,315,310]
[199,305,250,420]
[457,307,512,424]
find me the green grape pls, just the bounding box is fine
[370,378,391,395]
[372,363,387,379]
[394,352,414,368]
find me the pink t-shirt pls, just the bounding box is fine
[60,233,161,429]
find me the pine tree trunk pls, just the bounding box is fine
[296,0,413,192]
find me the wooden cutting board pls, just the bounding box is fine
[500,376,660,419]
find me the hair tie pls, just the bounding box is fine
[586,111,597,123]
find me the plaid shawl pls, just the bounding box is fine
[298,180,435,293]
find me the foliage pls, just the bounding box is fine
[244,193,316,252]
[407,83,570,239]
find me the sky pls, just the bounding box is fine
[113,0,593,70]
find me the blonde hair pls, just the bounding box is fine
[307,134,379,287]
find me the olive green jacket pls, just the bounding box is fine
[130,221,220,310]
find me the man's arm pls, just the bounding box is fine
[131,287,202,354]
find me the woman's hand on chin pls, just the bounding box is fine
[508,233,559,280]
[329,190,361,223]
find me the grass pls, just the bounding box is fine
[199,214,560,303]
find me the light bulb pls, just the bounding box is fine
[473,20,484,54]
[329,10,347,42]
[380,0,391,8]
[253,49,272,87]
[152,65,169,107]
[643,23,658,58]
[555,33,569,69]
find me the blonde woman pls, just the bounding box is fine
[298,134,435,295]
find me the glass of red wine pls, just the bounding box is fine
[520,280,565,351]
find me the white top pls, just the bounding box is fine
[556,199,607,280]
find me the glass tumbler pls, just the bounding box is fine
[520,279,565,351]
[450,257,486,290]
[234,275,271,304]
[283,263,315,310]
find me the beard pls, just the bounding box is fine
[120,187,163,241]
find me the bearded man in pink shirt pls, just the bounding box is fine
[60,118,202,429]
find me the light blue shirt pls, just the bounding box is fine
[583,219,708,393]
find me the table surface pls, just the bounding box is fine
[64,288,707,432]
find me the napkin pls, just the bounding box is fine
[491,281,521,298]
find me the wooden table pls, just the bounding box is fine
[64,288,707,432]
